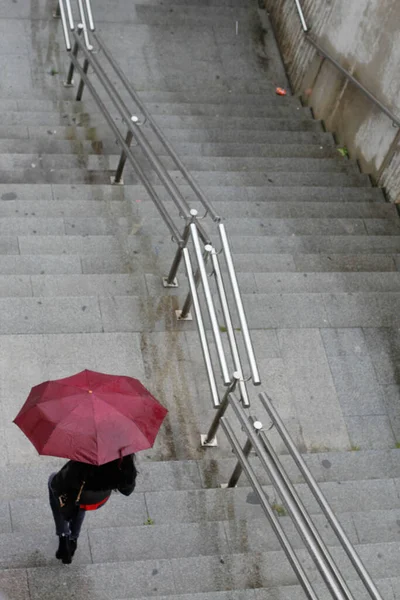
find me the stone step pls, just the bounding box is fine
[10,91,302,112]
[90,155,357,174]
[132,199,396,219]
[252,272,400,293]
[0,255,84,275]
[0,104,311,125]
[9,109,320,131]
[0,252,397,276]
[79,114,325,132]
[225,217,400,236]
[0,169,371,187]
[222,235,400,255]
[22,546,400,600]
[0,199,128,218]
[26,125,332,144]
[137,216,399,237]
[0,509,397,570]
[119,581,395,600]
[30,4,254,24]
[0,217,130,236]
[0,290,397,332]
[0,138,338,158]
[12,233,400,257]
[0,450,397,500]
[154,253,400,274]
[4,271,400,298]
[0,198,395,220]
[0,183,385,204]
[0,153,357,174]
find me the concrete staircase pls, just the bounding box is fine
[1,0,400,599]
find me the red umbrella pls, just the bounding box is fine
[13,369,168,465]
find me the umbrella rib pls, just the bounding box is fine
[92,393,155,440]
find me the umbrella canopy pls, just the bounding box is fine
[13,369,168,465]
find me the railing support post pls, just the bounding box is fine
[163,209,198,288]
[64,24,83,87]
[226,420,262,487]
[53,2,61,18]
[113,130,133,184]
[177,241,212,321]
[201,373,240,447]
[76,57,89,101]
[227,439,252,487]
[112,116,139,185]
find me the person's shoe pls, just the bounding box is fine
[70,539,77,558]
[56,535,72,564]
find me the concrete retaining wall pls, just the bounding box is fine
[265,0,400,202]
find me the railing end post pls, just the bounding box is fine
[200,433,218,447]
[162,276,179,288]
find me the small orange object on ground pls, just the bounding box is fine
[276,87,287,96]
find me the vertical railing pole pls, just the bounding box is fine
[201,373,240,447]
[163,209,197,288]
[178,244,212,320]
[113,127,135,184]
[64,25,83,87]
[227,420,262,487]
[227,439,252,487]
[53,2,61,18]
[76,58,89,101]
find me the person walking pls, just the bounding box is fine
[13,369,167,564]
[48,454,137,564]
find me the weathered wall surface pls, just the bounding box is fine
[265,0,400,202]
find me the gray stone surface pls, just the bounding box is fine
[345,416,396,450]
[277,330,349,451]
[0,0,400,597]
[89,521,229,562]
[0,255,82,275]
[18,235,122,255]
[0,570,30,600]
[31,274,146,297]
[27,559,176,600]
[294,254,398,272]
[327,355,386,416]
[382,385,400,441]
[363,328,400,385]
[0,530,91,568]
[0,297,103,334]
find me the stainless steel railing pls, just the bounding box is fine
[54,5,383,600]
[217,392,384,600]
[293,0,400,128]
[54,0,260,410]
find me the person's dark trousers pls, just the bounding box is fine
[48,473,86,540]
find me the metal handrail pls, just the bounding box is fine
[55,0,261,411]
[55,5,383,600]
[259,392,384,600]
[293,0,400,127]
[190,225,231,386]
[229,394,352,600]
[219,224,260,385]
[210,248,249,406]
[182,248,220,407]
[57,0,72,50]
[220,416,320,600]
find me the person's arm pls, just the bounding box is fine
[117,456,137,496]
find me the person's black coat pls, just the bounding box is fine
[51,455,137,504]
